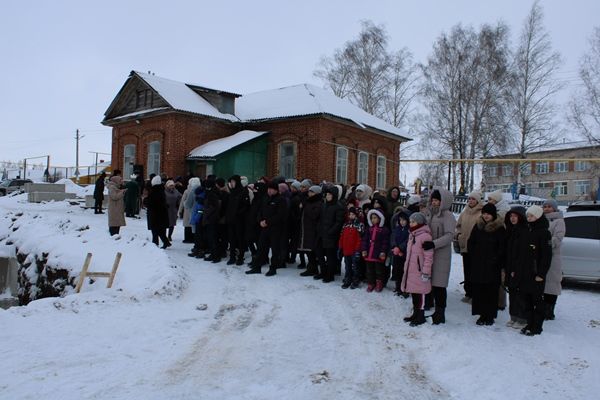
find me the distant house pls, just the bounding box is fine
[483,141,600,202]
[102,71,411,188]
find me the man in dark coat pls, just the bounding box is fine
[93,172,106,214]
[315,185,345,283]
[298,186,323,277]
[144,176,171,248]
[246,181,287,276]
[124,175,140,218]
[225,175,250,265]
[202,177,222,262]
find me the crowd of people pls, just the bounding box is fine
[96,171,563,336]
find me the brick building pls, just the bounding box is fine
[102,71,411,188]
[483,141,600,202]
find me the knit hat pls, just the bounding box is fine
[165,179,175,188]
[309,185,322,194]
[467,191,482,201]
[407,194,421,206]
[409,212,427,225]
[481,203,497,220]
[300,179,313,188]
[431,190,441,202]
[291,180,302,190]
[151,175,162,186]
[267,181,279,191]
[526,205,544,220]
[488,189,503,203]
[278,182,289,193]
[347,207,357,216]
[543,199,558,212]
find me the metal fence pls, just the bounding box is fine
[450,195,545,214]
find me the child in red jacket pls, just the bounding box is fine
[339,207,365,289]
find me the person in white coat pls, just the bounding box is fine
[542,199,565,320]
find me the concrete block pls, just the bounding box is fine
[25,183,66,193]
[84,195,108,209]
[27,192,77,203]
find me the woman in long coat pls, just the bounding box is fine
[164,180,182,242]
[425,187,457,324]
[467,203,506,325]
[504,206,529,329]
[455,190,483,300]
[144,175,170,248]
[107,175,126,236]
[542,199,565,320]
[298,186,323,277]
[179,177,201,243]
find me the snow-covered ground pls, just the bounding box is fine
[0,192,599,400]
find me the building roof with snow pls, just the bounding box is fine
[188,130,268,159]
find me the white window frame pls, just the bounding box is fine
[521,162,531,176]
[555,181,568,196]
[123,144,136,178]
[357,151,369,184]
[488,164,497,177]
[278,142,296,179]
[536,162,549,175]
[575,180,591,195]
[376,155,386,189]
[502,164,513,177]
[147,141,161,176]
[554,161,568,173]
[335,146,348,184]
[575,161,589,172]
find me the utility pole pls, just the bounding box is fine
[75,129,85,183]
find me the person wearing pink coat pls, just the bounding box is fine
[401,212,434,326]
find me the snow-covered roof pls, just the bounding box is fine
[236,84,410,140]
[134,71,240,122]
[187,130,268,158]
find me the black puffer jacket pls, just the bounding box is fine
[319,186,345,249]
[145,184,169,230]
[225,175,250,224]
[467,216,506,284]
[298,192,322,251]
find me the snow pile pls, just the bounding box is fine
[0,194,186,303]
[54,178,89,197]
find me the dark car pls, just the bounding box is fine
[0,179,33,196]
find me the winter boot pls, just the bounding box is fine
[366,283,375,293]
[375,280,384,293]
[403,311,416,323]
[245,267,261,275]
[410,310,426,326]
[431,306,446,325]
[544,303,556,321]
[265,266,277,277]
[235,254,245,266]
[227,250,237,265]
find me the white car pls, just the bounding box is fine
[561,203,600,283]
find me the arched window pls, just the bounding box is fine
[123,144,136,178]
[357,151,369,184]
[336,146,348,184]
[376,155,386,189]
[279,142,296,179]
[147,141,161,176]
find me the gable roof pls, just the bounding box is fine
[235,84,410,140]
[187,130,268,159]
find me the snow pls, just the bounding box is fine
[1,195,599,399]
[188,130,268,158]
[135,71,240,122]
[236,83,411,140]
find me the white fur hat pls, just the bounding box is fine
[151,176,162,186]
[488,189,503,203]
[526,205,543,220]
[407,195,421,206]
[467,190,482,201]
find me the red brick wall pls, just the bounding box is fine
[110,112,402,187]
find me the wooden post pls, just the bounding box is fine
[75,253,93,293]
[106,252,122,288]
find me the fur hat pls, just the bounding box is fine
[308,185,322,194]
[488,189,503,203]
[481,203,497,220]
[300,179,313,188]
[407,195,421,206]
[430,190,441,202]
[467,191,482,201]
[527,205,544,220]
[151,175,162,186]
[291,180,302,190]
[543,199,558,212]
[409,212,427,225]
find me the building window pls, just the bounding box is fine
[538,182,552,189]
[488,164,497,177]
[536,162,549,174]
[521,162,531,176]
[376,155,386,189]
[123,144,136,178]
[136,89,153,109]
[555,161,568,173]
[575,161,590,172]
[147,141,160,176]
[336,146,348,184]
[502,164,513,177]
[279,142,296,179]
[357,151,369,184]
[575,180,591,195]
[555,181,568,196]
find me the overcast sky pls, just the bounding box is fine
[1,0,598,169]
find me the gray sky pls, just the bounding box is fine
[1,0,598,167]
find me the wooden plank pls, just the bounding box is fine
[107,252,122,289]
[86,272,111,278]
[75,253,93,294]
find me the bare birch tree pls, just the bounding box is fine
[569,26,600,144]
